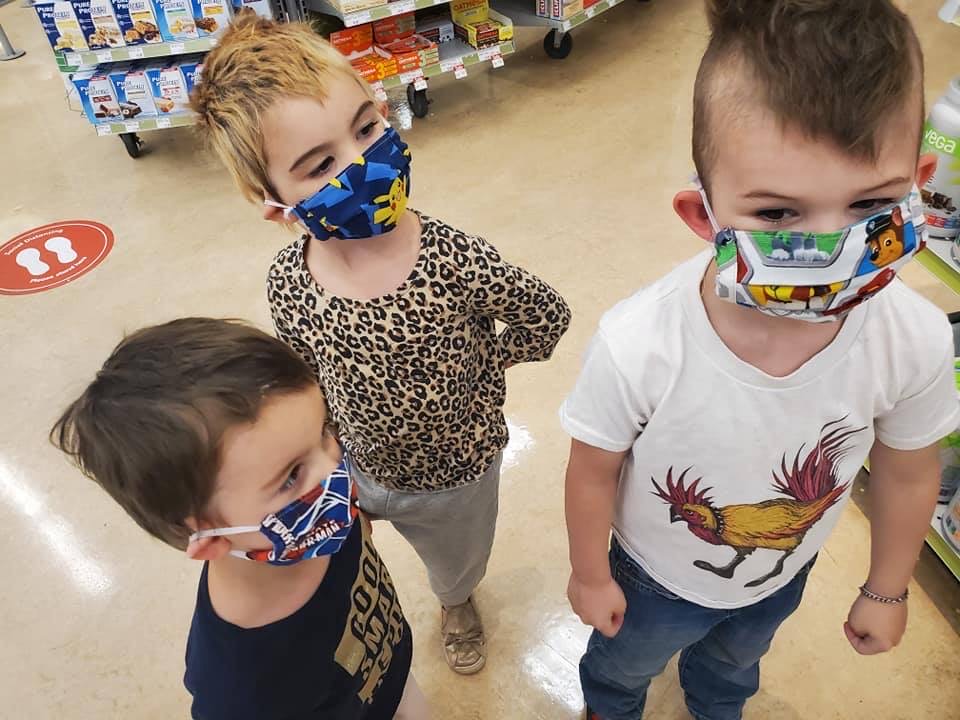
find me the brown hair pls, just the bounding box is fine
[693,0,924,187]
[190,12,374,203]
[50,318,317,550]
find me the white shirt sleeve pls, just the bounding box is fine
[875,336,960,451]
[559,332,647,452]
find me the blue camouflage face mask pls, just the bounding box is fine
[265,126,412,241]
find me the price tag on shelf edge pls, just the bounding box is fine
[399,69,424,85]
[347,10,372,26]
[156,117,172,129]
[124,121,141,133]
[371,82,388,102]
[96,50,112,62]
[491,53,504,68]
[413,77,428,91]
[454,64,468,80]
[170,42,186,54]
[478,46,499,61]
[392,0,415,13]
[96,124,113,136]
[128,47,144,59]
[585,6,596,17]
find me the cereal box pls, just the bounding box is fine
[34,0,90,52]
[191,0,232,37]
[146,61,193,113]
[73,68,123,123]
[331,24,373,60]
[231,0,274,18]
[116,0,163,44]
[153,0,199,40]
[86,0,127,48]
[111,64,161,117]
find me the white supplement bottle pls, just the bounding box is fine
[923,78,960,246]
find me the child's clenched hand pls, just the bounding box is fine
[568,573,627,639]
[843,594,907,655]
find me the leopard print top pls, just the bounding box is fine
[267,214,571,492]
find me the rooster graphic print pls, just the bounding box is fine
[652,419,864,588]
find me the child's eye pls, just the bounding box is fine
[851,198,895,213]
[756,208,797,225]
[357,121,378,139]
[280,464,302,493]
[308,157,334,178]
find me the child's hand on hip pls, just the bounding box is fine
[843,594,907,655]
[567,573,626,638]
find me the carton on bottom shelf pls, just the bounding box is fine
[146,61,194,114]
[110,63,161,118]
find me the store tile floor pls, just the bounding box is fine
[1,0,959,718]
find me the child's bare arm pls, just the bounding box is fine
[463,236,571,365]
[845,441,940,655]
[565,440,629,638]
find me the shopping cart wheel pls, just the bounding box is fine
[407,84,430,119]
[120,132,143,158]
[543,29,573,59]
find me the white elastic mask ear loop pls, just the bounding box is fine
[692,175,723,235]
[264,199,296,221]
[189,525,262,543]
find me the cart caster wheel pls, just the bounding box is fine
[406,84,430,118]
[543,29,572,59]
[120,132,143,158]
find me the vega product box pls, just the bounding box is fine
[116,0,163,44]
[85,0,127,47]
[146,61,193,113]
[231,0,274,19]
[330,24,373,60]
[153,0,199,40]
[34,0,90,53]
[191,0,232,37]
[110,63,161,117]
[178,55,204,95]
[73,67,123,123]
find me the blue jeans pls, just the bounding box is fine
[580,540,814,720]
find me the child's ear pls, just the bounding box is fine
[377,100,389,119]
[674,190,715,242]
[262,193,295,225]
[184,517,231,562]
[916,153,938,189]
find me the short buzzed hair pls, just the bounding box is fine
[692,0,924,188]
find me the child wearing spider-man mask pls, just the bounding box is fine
[51,318,429,720]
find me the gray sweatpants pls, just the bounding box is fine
[352,453,503,608]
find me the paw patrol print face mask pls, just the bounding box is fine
[266,126,412,241]
[698,181,928,322]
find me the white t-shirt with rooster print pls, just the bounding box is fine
[560,250,960,609]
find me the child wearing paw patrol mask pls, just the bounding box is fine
[562,2,960,719]
[191,14,571,677]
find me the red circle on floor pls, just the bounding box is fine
[0,220,114,295]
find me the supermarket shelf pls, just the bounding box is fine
[493,0,625,33]
[929,504,960,581]
[376,38,513,90]
[64,37,218,67]
[309,0,452,27]
[916,239,960,294]
[93,113,198,136]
